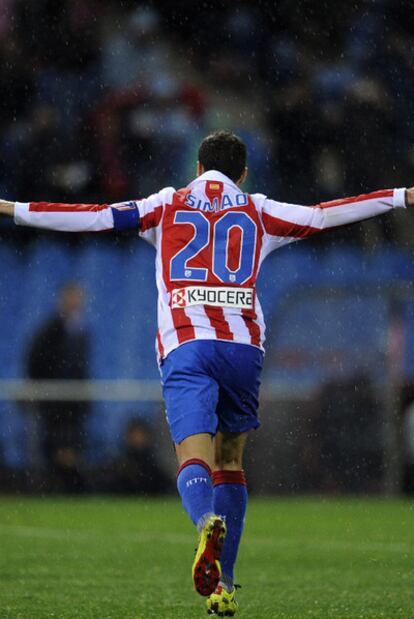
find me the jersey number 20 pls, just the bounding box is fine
[170,211,257,285]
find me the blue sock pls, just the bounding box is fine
[177,459,214,527]
[213,470,247,585]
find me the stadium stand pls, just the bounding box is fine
[1,239,414,469]
[1,1,414,485]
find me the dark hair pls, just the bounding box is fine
[198,130,246,182]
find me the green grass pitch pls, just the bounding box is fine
[0,497,413,619]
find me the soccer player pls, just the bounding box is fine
[1,130,413,616]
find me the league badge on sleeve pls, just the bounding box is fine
[110,201,140,231]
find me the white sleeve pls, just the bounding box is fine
[13,187,176,237]
[14,201,114,232]
[257,188,406,256]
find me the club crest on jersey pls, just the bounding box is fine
[171,286,254,309]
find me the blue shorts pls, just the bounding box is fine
[161,340,263,444]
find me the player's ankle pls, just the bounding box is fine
[196,511,216,532]
[220,573,234,593]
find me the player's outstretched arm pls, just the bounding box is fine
[0,198,115,232]
[0,189,171,241]
[261,186,413,244]
[0,198,139,233]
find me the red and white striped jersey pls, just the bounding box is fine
[14,170,406,360]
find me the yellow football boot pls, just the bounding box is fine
[192,516,226,596]
[207,584,239,616]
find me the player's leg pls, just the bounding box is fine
[175,430,247,537]
[214,431,248,584]
[206,433,248,616]
[161,342,226,596]
[206,342,263,615]
[175,433,215,529]
[214,430,248,471]
[175,432,227,596]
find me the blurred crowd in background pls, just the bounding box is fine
[1,0,414,243]
[1,0,414,495]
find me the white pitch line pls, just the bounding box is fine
[0,525,192,544]
[0,525,412,554]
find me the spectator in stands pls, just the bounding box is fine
[26,282,90,493]
[102,418,173,495]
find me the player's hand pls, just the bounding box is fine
[0,200,15,216]
[405,188,414,207]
